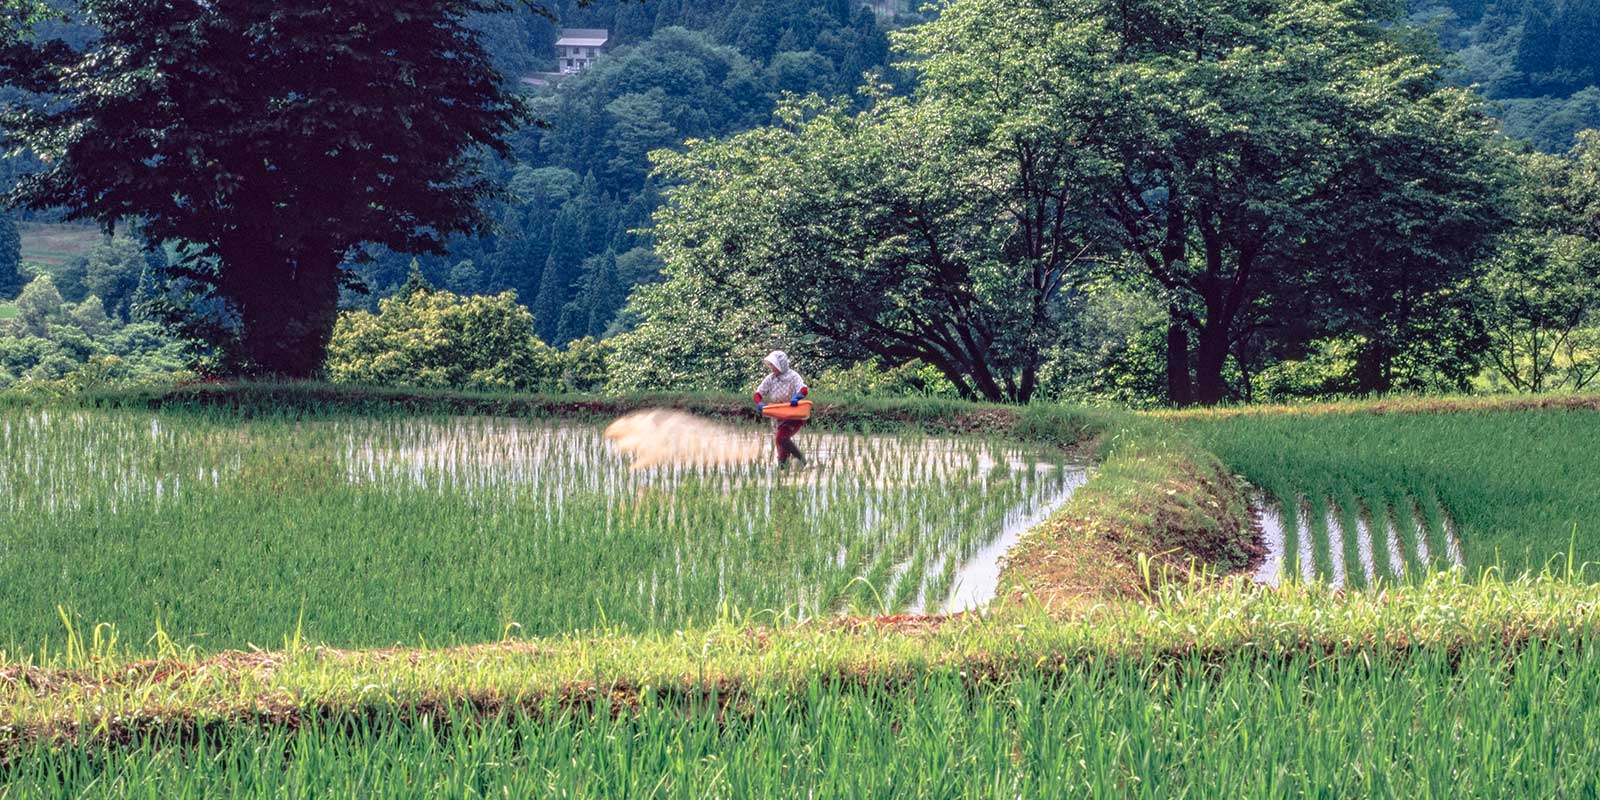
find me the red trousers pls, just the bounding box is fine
[774,419,806,463]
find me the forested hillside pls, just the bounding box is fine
[380,0,1600,348]
[350,0,901,346]
[1413,0,1600,150]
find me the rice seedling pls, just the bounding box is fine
[6,574,1600,798]
[1179,406,1600,583]
[7,391,1592,796]
[0,407,1085,652]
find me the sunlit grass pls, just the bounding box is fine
[6,388,1596,795]
[4,572,1599,797]
[8,641,1597,799]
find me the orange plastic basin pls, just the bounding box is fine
[761,400,813,422]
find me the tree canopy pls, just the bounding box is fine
[645,0,1514,404]
[652,92,1101,402]
[1481,133,1600,392]
[912,0,1512,402]
[2,0,532,377]
[0,215,20,300]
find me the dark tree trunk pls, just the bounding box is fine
[1166,313,1193,407]
[959,343,1010,403]
[1193,322,1231,406]
[1017,363,1038,405]
[230,250,343,379]
[1354,339,1393,395]
[1235,335,1255,404]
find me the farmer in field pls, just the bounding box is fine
[753,350,809,466]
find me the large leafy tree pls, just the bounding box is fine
[901,0,1511,405]
[1481,133,1600,393]
[1,0,533,377]
[1302,86,1516,394]
[651,94,1105,403]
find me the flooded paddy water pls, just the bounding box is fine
[1251,495,1465,588]
[0,408,1088,647]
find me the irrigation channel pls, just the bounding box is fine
[1251,495,1464,589]
[0,410,1090,645]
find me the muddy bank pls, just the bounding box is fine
[998,442,1258,608]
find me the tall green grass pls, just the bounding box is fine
[0,407,1081,651]
[6,638,1597,797]
[7,571,1597,796]
[1181,408,1600,581]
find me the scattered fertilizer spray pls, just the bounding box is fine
[604,409,766,470]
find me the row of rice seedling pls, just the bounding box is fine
[1253,493,1464,588]
[0,408,1084,651]
[1179,406,1600,580]
[7,637,1596,798]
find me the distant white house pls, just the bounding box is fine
[555,28,610,75]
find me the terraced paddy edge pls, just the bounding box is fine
[1152,392,1600,421]
[46,380,1116,442]
[1178,403,1600,582]
[3,575,1597,790]
[1000,429,1258,606]
[8,654,1599,800]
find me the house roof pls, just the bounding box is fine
[556,28,610,48]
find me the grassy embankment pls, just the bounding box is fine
[4,573,1597,796]
[1168,395,1600,585]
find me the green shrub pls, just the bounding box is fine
[0,275,187,390]
[1251,337,1363,401]
[810,359,959,399]
[325,286,560,392]
[553,336,611,393]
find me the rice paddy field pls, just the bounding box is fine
[16,223,101,270]
[6,390,1600,797]
[0,302,16,322]
[9,640,1599,798]
[0,405,1084,652]
[1178,405,1600,588]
